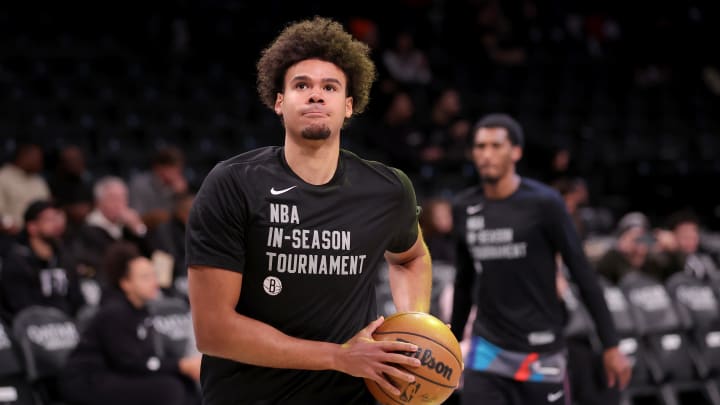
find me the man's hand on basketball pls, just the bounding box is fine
[334,316,421,396]
[603,347,632,390]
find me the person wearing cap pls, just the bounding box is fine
[0,199,85,321]
[595,211,682,284]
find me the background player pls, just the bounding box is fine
[450,113,631,405]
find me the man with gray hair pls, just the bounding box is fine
[71,176,150,287]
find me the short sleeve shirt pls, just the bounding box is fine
[186,146,419,404]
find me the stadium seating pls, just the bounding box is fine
[148,296,195,358]
[11,306,80,405]
[620,271,714,405]
[0,320,35,405]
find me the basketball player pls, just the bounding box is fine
[450,114,631,405]
[186,17,433,405]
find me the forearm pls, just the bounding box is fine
[387,250,432,313]
[194,310,340,370]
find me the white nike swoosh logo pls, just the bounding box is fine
[466,204,483,215]
[547,391,564,402]
[270,186,297,195]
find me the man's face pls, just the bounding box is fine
[28,208,66,240]
[472,127,521,184]
[61,146,85,175]
[617,226,650,268]
[98,182,128,223]
[274,59,353,141]
[20,146,44,174]
[121,257,160,304]
[674,222,700,255]
[154,164,183,185]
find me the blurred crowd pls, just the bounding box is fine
[1,0,720,404]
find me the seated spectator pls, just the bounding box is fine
[0,200,84,321]
[419,197,455,264]
[382,30,432,87]
[667,210,720,282]
[58,242,201,405]
[148,192,195,296]
[0,143,51,234]
[595,212,682,283]
[129,146,189,230]
[72,176,150,284]
[551,176,590,240]
[48,145,94,240]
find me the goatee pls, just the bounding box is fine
[301,124,331,140]
[480,175,500,184]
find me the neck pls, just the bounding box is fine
[482,173,521,200]
[29,236,53,260]
[283,135,340,185]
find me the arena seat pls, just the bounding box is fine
[148,296,195,358]
[0,320,36,405]
[11,306,79,405]
[620,271,712,405]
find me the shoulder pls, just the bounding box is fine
[219,146,281,171]
[451,185,484,209]
[207,146,282,178]
[0,164,13,180]
[199,146,282,190]
[342,150,414,190]
[519,178,564,206]
[96,295,131,320]
[5,242,32,261]
[128,171,153,186]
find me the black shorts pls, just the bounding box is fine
[460,370,570,405]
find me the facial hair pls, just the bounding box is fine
[480,174,500,184]
[301,124,331,140]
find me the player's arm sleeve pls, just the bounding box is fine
[450,203,475,342]
[546,195,619,348]
[386,168,420,253]
[186,164,247,273]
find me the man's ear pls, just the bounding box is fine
[119,277,130,295]
[512,145,523,163]
[26,222,37,237]
[345,97,353,118]
[274,93,284,115]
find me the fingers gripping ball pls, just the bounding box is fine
[365,312,463,405]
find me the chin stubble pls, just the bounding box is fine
[301,124,331,140]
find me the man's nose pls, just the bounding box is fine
[308,91,324,103]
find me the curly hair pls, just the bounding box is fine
[256,16,376,115]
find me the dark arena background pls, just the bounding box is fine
[1,1,720,405]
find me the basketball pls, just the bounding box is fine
[365,312,463,405]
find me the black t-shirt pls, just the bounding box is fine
[186,146,419,405]
[450,178,618,353]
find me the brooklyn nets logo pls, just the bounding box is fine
[263,276,282,296]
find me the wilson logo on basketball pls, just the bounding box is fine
[398,338,454,381]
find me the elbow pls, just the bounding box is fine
[192,318,221,355]
[194,333,213,354]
